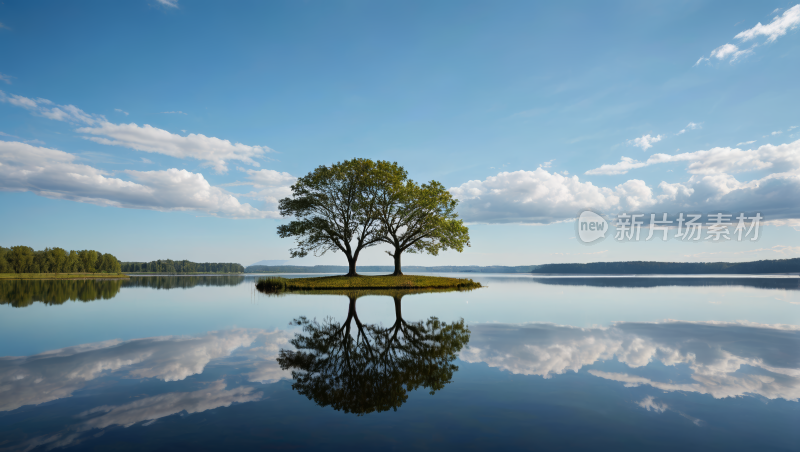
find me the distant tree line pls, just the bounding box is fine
[0,246,121,274]
[531,259,800,275]
[121,260,244,274]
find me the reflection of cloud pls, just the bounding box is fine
[80,380,262,429]
[638,395,667,413]
[637,396,703,426]
[0,329,292,412]
[17,381,261,452]
[462,321,800,401]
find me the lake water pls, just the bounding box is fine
[1,274,798,451]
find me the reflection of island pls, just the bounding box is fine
[530,277,800,290]
[277,290,470,415]
[463,321,800,401]
[0,275,247,307]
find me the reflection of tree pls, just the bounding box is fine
[0,279,123,307]
[277,291,470,415]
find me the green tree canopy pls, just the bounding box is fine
[371,161,470,275]
[277,159,383,276]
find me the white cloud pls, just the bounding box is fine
[540,159,555,169]
[156,0,179,7]
[697,5,800,65]
[628,134,663,151]
[162,110,187,115]
[0,140,276,218]
[0,72,12,84]
[245,168,296,187]
[450,168,658,224]
[223,168,297,206]
[0,90,106,124]
[453,139,800,224]
[0,131,19,138]
[77,122,272,173]
[737,140,756,146]
[586,140,800,176]
[772,130,782,135]
[677,122,701,135]
[1,90,272,173]
[711,43,740,60]
[114,108,129,116]
[735,5,800,43]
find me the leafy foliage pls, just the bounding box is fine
[278,159,384,275]
[0,246,121,274]
[370,161,470,274]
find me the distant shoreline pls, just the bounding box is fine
[245,258,800,275]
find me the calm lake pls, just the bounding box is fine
[1,274,798,451]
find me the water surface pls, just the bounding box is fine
[1,274,798,451]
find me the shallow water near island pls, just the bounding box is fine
[1,273,798,451]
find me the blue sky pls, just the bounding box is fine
[1,0,799,266]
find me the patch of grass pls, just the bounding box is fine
[256,274,481,293]
[0,273,130,280]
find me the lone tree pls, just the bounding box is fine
[371,161,470,275]
[277,159,383,276]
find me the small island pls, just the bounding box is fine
[256,275,481,292]
[259,159,479,292]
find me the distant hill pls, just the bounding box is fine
[530,259,800,275]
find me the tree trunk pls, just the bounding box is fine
[346,256,358,276]
[392,250,403,276]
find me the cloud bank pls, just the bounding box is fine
[451,139,800,224]
[0,140,277,219]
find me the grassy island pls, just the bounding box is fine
[256,274,481,292]
[0,273,130,280]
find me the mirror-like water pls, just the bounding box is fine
[0,274,798,451]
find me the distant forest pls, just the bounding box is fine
[121,260,244,274]
[0,246,121,274]
[531,259,800,274]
